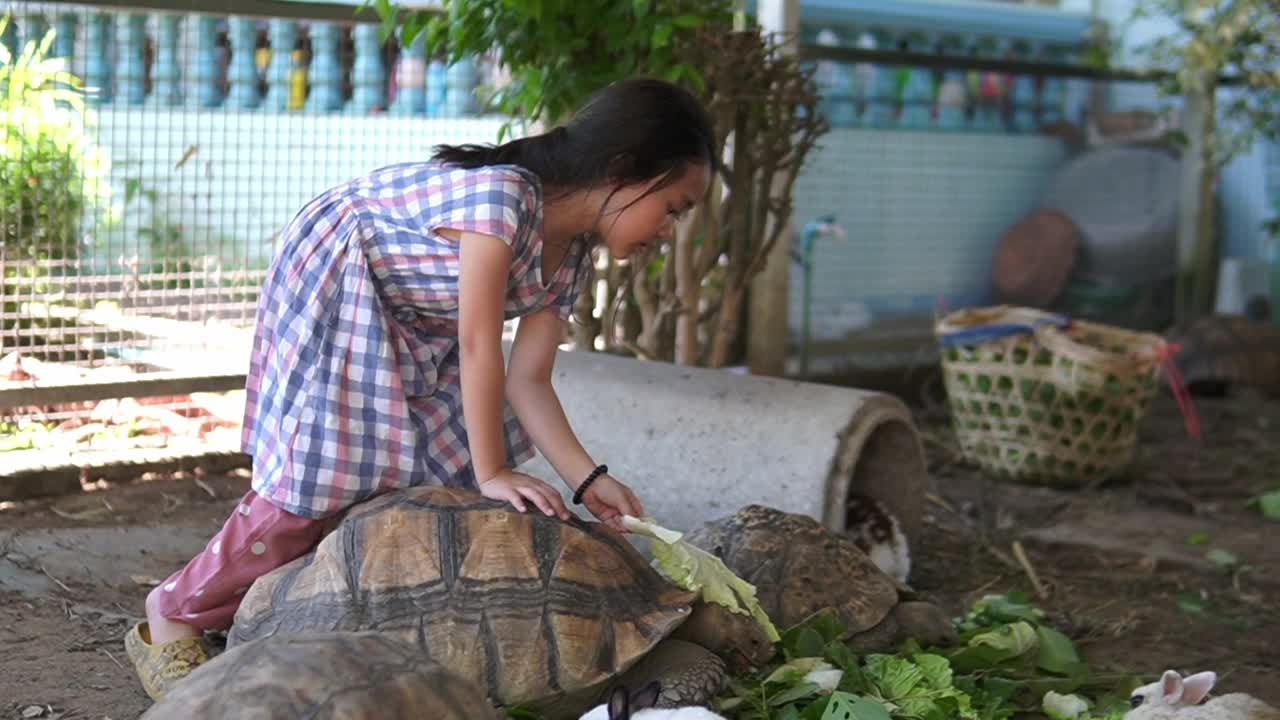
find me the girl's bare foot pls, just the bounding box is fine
[144,585,200,643]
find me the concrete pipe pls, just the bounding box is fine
[515,348,928,542]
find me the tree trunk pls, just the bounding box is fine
[674,205,703,365]
[632,266,660,358]
[1192,79,1219,320]
[571,277,599,350]
[1174,71,1219,325]
[707,283,745,367]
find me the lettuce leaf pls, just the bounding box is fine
[861,653,979,720]
[623,515,780,641]
[1042,691,1089,720]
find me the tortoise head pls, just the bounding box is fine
[675,600,776,672]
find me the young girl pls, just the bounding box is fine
[124,76,717,700]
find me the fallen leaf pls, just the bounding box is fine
[1176,591,1207,615]
[22,706,44,719]
[1205,548,1238,568]
[1252,490,1280,522]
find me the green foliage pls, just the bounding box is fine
[706,593,1139,720]
[0,14,109,264]
[0,14,113,350]
[367,0,735,129]
[1125,0,1280,166]
[1248,488,1280,522]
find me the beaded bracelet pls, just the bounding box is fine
[572,464,609,505]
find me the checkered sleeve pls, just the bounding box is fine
[429,168,535,251]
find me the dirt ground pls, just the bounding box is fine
[1,385,1277,720]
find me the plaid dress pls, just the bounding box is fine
[240,162,593,519]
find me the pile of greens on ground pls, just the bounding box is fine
[601,518,1142,720]
[715,593,1139,720]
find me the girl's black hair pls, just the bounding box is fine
[431,77,717,198]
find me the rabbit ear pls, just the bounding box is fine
[1180,672,1217,704]
[631,681,662,711]
[608,686,631,720]
[1159,670,1185,703]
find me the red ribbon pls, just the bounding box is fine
[1152,341,1202,442]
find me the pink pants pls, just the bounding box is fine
[151,489,336,632]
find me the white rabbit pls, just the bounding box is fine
[1124,670,1280,720]
[1129,670,1218,711]
[1125,693,1280,720]
[845,494,911,584]
[578,682,729,720]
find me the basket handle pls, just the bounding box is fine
[937,315,1071,348]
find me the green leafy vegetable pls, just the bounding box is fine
[1042,691,1089,720]
[623,516,780,642]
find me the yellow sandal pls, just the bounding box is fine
[124,622,211,701]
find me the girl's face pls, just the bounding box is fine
[596,162,712,260]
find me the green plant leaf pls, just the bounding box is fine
[1175,590,1207,615]
[864,654,925,699]
[913,653,954,690]
[623,516,779,641]
[827,640,861,673]
[793,628,828,659]
[959,593,1045,630]
[1035,626,1082,675]
[1206,548,1238,568]
[967,620,1039,661]
[897,696,943,719]
[765,658,833,685]
[374,0,397,42]
[822,692,893,720]
[1250,489,1280,521]
[769,681,822,707]
[778,705,804,720]
[1042,690,1090,720]
[783,608,846,647]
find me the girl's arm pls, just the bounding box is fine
[455,229,516,483]
[506,308,644,529]
[504,307,598,487]
[454,230,567,520]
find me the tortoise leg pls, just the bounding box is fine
[615,638,727,709]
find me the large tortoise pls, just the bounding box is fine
[141,631,501,719]
[226,486,775,719]
[683,504,958,653]
[1166,313,1280,397]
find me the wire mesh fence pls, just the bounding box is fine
[0,0,514,478]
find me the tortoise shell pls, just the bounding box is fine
[227,486,700,715]
[682,504,900,635]
[1169,315,1280,396]
[141,632,500,719]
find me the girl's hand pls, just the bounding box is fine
[479,469,570,521]
[581,475,644,532]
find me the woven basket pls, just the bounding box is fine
[935,305,1169,487]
